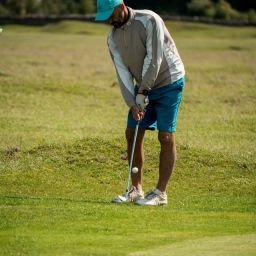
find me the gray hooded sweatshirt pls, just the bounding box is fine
[108,7,185,108]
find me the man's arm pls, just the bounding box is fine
[108,32,135,108]
[140,14,165,91]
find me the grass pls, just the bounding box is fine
[130,234,256,256]
[0,21,255,255]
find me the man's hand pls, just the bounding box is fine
[131,105,145,121]
[135,94,149,112]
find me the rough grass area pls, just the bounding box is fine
[0,21,255,255]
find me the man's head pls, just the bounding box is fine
[95,0,128,28]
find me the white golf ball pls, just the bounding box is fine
[0,28,3,33]
[132,167,139,174]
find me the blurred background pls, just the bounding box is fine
[0,0,255,23]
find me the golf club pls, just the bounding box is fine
[124,120,140,199]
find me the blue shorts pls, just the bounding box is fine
[127,77,185,133]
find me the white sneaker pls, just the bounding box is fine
[111,186,144,203]
[135,188,167,206]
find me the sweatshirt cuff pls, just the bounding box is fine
[139,85,152,91]
[127,99,136,108]
[140,81,153,91]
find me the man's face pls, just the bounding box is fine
[107,6,125,28]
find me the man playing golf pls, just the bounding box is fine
[96,0,185,206]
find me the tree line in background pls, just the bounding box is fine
[0,0,255,22]
[0,0,96,16]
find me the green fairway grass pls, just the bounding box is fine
[0,21,255,255]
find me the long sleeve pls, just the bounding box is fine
[140,15,165,90]
[107,31,135,108]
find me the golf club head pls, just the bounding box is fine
[111,195,129,203]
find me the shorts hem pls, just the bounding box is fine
[158,128,176,133]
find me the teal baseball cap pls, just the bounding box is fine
[95,0,123,21]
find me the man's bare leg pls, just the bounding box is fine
[157,132,176,192]
[125,128,146,191]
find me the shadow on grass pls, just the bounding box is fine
[0,195,111,205]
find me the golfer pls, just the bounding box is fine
[96,0,185,206]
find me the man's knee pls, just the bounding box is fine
[158,132,175,146]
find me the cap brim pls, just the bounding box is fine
[95,9,113,21]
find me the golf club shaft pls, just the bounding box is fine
[125,121,140,194]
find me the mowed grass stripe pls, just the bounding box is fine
[130,234,256,256]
